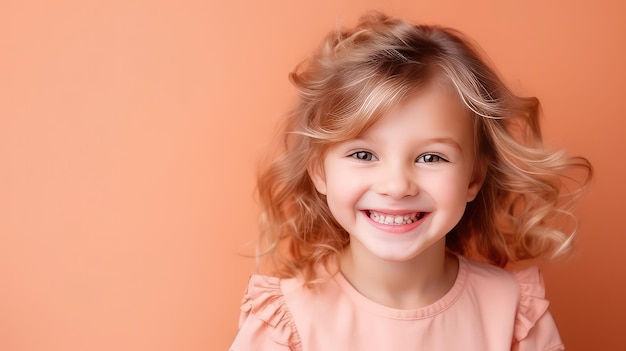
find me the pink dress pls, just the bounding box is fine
[230,255,564,350]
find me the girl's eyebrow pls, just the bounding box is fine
[427,137,463,152]
[344,137,463,152]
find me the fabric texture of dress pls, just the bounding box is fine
[229,255,564,351]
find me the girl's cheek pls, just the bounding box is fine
[422,172,469,198]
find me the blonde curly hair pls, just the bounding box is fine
[255,12,592,283]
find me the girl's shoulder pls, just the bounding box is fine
[509,265,561,348]
[230,275,302,351]
[230,270,350,351]
[460,256,563,349]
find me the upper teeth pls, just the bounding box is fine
[368,211,422,225]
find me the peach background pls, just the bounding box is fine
[1,0,624,350]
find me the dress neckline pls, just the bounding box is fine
[332,254,469,320]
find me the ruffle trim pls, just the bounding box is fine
[512,266,551,342]
[239,275,302,348]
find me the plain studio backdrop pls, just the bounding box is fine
[1,1,624,350]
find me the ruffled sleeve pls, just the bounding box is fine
[511,267,565,351]
[229,275,302,351]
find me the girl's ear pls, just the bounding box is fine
[466,159,487,202]
[308,161,327,195]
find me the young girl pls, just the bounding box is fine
[230,12,591,351]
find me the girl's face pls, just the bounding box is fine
[310,82,484,262]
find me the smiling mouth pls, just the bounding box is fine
[366,210,425,225]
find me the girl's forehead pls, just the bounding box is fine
[366,81,472,132]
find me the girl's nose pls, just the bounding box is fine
[374,163,419,199]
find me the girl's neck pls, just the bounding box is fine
[339,239,458,310]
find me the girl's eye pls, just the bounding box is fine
[417,154,447,163]
[349,151,377,161]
